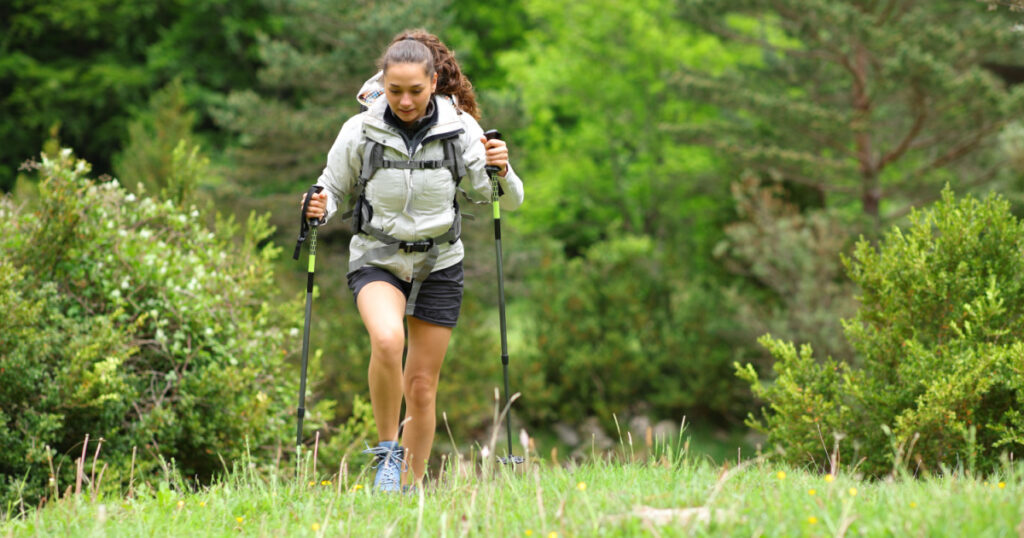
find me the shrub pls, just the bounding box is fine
[738,187,1024,476]
[520,235,748,428]
[0,149,299,505]
[715,177,858,367]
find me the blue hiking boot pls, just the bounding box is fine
[364,441,404,493]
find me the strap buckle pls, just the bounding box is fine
[398,239,434,253]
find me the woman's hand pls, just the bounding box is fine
[300,191,328,220]
[480,136,509,177]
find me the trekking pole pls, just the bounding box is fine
[485,130,524,465]
[293,185,324,451]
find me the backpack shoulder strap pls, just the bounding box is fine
[442,136,466,186]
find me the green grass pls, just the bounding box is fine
[4,437,1023,537]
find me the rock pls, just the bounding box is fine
[628,415,653,441]
[552,421,581,447]
[607,505,737,527]
[652,420,680,442]
[578,416,614,450]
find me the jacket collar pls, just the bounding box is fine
[363,94,464,157]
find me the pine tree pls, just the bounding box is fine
[675,0,1024,219]
[213,0,449,191]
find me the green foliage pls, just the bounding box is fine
[0,149,299,505]
[0,0,273,191]
[740,187,1024,476]
[445,0,528,90]
[213,0,450,193]
[114,79,213,206]
[520,235,748,427]
[715,177,858,367]
[675,0,1024,218]
[500,0,731,254]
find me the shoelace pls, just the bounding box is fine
[363,444,405,470]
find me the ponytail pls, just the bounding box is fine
[388,29,481,120]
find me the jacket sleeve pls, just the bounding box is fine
[458,114,525,211]
[315,114,365,224]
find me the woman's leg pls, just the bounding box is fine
[401,316,453,484]
[356,281,408,443]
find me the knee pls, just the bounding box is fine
[370,327,404,367]
[404,374,438,409]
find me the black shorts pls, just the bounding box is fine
[347,262,464,328]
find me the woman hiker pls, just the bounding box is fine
[300,30,525,492]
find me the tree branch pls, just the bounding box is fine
[877,88,928,170]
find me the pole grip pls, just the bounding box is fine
[484,130,503,179]
[294,185,325,260]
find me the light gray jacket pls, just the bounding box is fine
[315,95,524,282]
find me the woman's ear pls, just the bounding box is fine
[431,72,438,93]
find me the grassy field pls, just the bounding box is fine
[3,434,1022,538]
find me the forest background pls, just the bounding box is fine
[3,0,1024,502]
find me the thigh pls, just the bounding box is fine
[356,281,408,344]
[404,316,453,379]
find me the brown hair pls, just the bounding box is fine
[379,38,435,78]
[384,29,481,120]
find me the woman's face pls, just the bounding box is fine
[383,62,437,124]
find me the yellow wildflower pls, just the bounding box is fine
[525,531,533,537]
[577,482,587,491]
[999,482,1006,489]
[825,474,834,483]
[909,502,917,508]
[176,500,184,509]
[312,523,320,531]
[808,489,816,496]
[236,516,244,524]
[199,501,206,507]
[848,487,857,497]
[776,471,786,480]
[807,516,818,525]
[308,481,315,486]
[548,533,558,538]
[321,480,331,486]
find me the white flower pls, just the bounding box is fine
[191,210,200,218]
[125,193,136,203]
[139,229,152,239]
[120,278,130,290]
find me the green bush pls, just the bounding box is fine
[520,235,748,428]
[738,187,1024,476]
[715,178,858,368]
[0,149,299,505]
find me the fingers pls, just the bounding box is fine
[479,136,509,175]
[300,191,328,219]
